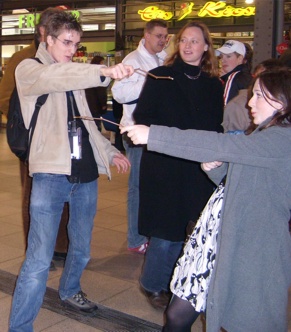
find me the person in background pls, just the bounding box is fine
[121,67,291,332]
[133,21,224,310]
[216,40,253,105]
[111,19,168,254]
[9,11,132,332]
[242,42,253,72]
[85,55,108,131]
[0,7,68,270]
[112,97,125,151]
[222,57,280,134]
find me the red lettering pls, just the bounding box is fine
[232,8,244,16]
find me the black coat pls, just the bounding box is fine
[133,59,224,241]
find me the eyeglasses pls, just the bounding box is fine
[54,36,83,50]
[149,33,168,41]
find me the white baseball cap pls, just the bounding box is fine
[215,40,246,57]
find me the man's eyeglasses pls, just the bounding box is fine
[149,33,168,41]
[54,36,83,50]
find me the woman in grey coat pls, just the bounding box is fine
[121,68,291,332]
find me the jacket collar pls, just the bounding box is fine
[35,42,57,65]
[221,64,248,82]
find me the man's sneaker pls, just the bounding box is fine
[53,251,67,261]
[62,291,98,314]
[128,242,148,254]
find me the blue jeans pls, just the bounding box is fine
[9,174,97,332]
[123,137,147,248]
[140,237,184,293]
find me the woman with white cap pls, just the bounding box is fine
[216,40,253,105]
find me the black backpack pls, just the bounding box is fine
[6,58,48,161]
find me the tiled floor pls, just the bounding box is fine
[0,127,204,332]
[0,127,290,332]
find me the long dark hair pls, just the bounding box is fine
[164,21,218,77]
[257,67,291,129]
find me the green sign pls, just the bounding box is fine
[18,10,80,29]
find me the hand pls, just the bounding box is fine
[201,161,223,172]
[100,63,134,80]
[120,125,150,145]
[112,153,131,173]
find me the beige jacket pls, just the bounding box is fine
[15,42,119,178]
[0,42,36,117]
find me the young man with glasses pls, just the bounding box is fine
[0,7,71,272]
[112,19,168,256]
[9,11,133,332]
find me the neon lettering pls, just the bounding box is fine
[138,2,254,21]
[177,2,194,21]
[26,14,35,28]
[71,10,80,20]
[199,1,225,17]
[35,13,41,25]
[18,11,80,29]
[18,15,25,29]
[198,1,255,17]
[138,6,173,21]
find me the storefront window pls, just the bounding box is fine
[0,5,116,72]
[0,6,116,36]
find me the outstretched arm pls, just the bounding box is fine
[120,125,150,144]
[100,63,134,80]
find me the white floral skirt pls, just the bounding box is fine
[170,178,225,312]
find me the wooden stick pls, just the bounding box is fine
[100,116,120,127]
[74,116,120,127]
[135,68,174,80]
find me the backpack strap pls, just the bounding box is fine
[26,58,49,159]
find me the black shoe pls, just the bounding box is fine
[61,290,98,315]
[53,251,67,261]
[141,286,171,310]
[49,261,56,271]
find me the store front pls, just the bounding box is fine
[0,1,117,76]
[115,0,256,63]
[117,0,286,67]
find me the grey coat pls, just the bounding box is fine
[147,123,291,332]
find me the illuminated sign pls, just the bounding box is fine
[177,2,194,21]
[138,2,255,21]
[198,1,255,17]
[18,10,80,29]
[138,6,173,21]
[276,42,288,55]
[18,13,40,28]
